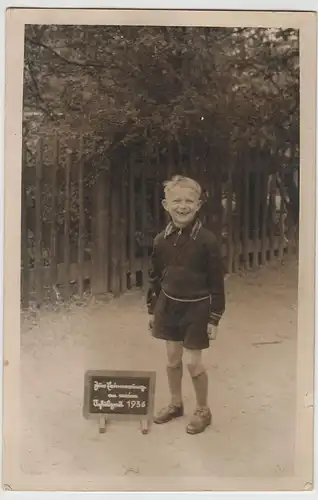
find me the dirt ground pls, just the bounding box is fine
[19,256,298,490]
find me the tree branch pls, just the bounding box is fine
[25,35,107,69]
[25,58,56,120]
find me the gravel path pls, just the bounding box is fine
[19,257,298,490]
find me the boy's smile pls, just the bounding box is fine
[162,186,202,228]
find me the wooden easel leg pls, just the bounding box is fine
[140,419,149,435]
[99,417,107,433]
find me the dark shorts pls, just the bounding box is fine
[152,292,210,350]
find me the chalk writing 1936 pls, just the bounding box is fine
[86,374,153,416]
[127,400,146,409]
[92,399,146,411]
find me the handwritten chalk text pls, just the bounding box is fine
[92,399,124,411]
[92,399,146,411]
[93,381,147,392]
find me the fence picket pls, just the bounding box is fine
[260,172,269,265]
[50,136,58,300]
[77,137,85,298]
[233,172,241,272]
[252,167,261,269]
[154,152,160,234]
[63,152,71,300]
[104,166,111,292]
[21,145,30,309]
[110,169,121,296]
[120,168,128,293]
[269,175,277,262]
[20,137,298,308]
[35,139,43,306]
[278,172,286,260]
[243,165,250,270]
[226,172,234,274]
[128,157,136,287]
[141,166,149,290]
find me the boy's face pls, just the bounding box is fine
[162,185,202,228]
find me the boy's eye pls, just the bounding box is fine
[172,199,195,204]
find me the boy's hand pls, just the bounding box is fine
[148,316,154,331]
[207,324,218,340]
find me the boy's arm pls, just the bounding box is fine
[147,237,162,314]
[206,237,226,326]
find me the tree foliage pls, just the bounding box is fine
[22,26,300,271]
[23,25,299,171]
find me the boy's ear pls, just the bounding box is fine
[162,199,168,212]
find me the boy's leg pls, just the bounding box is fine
[184,348,212,434]
[185,349,208,407]
[153,341,184,424]
[166,340,183,406]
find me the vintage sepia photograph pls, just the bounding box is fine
[3,8,316,493]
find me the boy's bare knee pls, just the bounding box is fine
[187,362,205,378]
[184,349,205,377]
[166,341,183,368]
[167,359,183,369]
[167,350,183,368]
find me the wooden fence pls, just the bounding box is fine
[21,137,298,308]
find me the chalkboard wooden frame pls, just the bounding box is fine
[83,370,156,423]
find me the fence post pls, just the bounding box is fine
[242,165,250,270]
[91,164,110,295]
[63,151,71,301]
[154,148,161,234]
[35,138,43,307]
[110,167,121,296]
[21,144,30,309]
[77,137,85,298]
[252,167,261,269]
[141,165,149,291]
[210,169,223,246]
[233,171,241,273]
[278,172,286,260]
[269,175,277,261]
[50,136,58,299]
[128,157,137,287]
[120,166,128,293]
[226,171,234,274]
[260,170,269,265]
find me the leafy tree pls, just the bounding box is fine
[22,25,299,257]
[23,25,299,163]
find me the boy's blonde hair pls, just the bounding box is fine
[163,175,202,198]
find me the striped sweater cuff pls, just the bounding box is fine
[208,312,223,326]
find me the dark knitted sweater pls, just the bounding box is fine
[147,219,226,326]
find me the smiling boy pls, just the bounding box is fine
[147,175,226,435]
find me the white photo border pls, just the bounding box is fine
[1,3,317,499]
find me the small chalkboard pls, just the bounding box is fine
[83,370,156,434]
